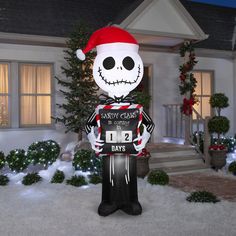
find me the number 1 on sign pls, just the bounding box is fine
[105,131,117,143]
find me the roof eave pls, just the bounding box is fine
[0,32,67,47]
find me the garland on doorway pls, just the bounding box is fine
[178,41,198,115]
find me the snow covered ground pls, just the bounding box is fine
[0,161,236,236]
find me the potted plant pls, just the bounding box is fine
[208,93,230,170]
[228,161,236,175]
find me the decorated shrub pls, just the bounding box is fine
[208,93,230,145]
[228,161,236,174]
[51,170,65,183]
[22,173,42,185]
[6,149,28,173]
[89,173,102,184]
[147,170,169,185]
[0,175,9,186]
[27,140,60,166]
[186,191,220,203]
[66,175,87,187]
[73,149,102,173]
[0,151,5,170]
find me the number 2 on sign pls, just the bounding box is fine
[105,131,132,143]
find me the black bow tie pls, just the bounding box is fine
[99,94,135,105]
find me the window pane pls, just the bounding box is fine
[202,72,211,95]
[202,97,211,118]
[20,96,36,125]
[20,64,52,126]
[37,66,51,94]
[0,96,9,127]
[0,64,8,93]
[20,65,37,94]
[194,72,201,95]
[193,97,201,119]
[37,96,51,124]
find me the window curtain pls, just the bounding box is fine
[0,64,9,126]
[20,65,51,125]
[193,71,212,119]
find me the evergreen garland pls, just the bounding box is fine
[0,151,5,169]
[178,41,198,115]
[54,23,99,139]
[27,140,60,167]
[6,149,28,173]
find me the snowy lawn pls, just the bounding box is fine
[0,161,236,236]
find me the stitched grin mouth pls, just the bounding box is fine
[98,65,141,86]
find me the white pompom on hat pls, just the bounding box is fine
[76,26,138,61]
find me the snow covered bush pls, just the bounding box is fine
[89,173,102,184]
[228,161,236,174]
[0,151,5,170]
[22,173,42,185]
[73,149,102,174]
[27,140,60,167]
[66,175,88,187]
[51,170,65,184]
[186,191,220,203]
[6,149,28,173]
[147,170,169,185]
[0,175,9,186]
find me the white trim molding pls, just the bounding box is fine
[0,32,67,47]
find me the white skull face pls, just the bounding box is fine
[93,50,144,98]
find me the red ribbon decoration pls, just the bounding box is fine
[182,97,195,115]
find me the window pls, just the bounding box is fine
[193,71,213,119]
[20,64,52,127]
[0,64,9,127]
[0,62,53,129]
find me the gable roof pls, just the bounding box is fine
[180,0,236,51]
[114,0,207,49]
[0,0,234,51]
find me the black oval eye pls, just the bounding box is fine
[103,57,115,70]
[122,56,135,70]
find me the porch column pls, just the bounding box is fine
[184,115,190,145]
[233,57,236,134]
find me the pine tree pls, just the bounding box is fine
[55,23,99,140]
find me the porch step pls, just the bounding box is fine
[148,143,209,175]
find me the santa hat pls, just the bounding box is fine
[76,26,139,61]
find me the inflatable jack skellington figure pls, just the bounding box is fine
[76,26,154,216]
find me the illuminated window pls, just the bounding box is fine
[193,71,213,119]
[0,64,9,127]
[20,64,52,126]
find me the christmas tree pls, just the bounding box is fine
[55,23,99,140]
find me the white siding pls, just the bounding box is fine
[140,50,235,142]
[0,43,77,154]
[0,43,235,154]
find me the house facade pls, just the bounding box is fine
[0,0,235,154]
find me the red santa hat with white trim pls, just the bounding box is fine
[76,26,139,61]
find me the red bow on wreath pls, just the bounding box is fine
[182,97,195,115]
